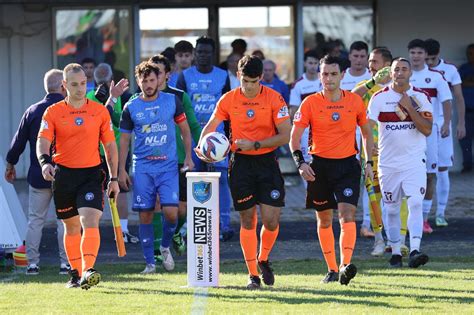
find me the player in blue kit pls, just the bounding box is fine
[176,36,235,241]
[119,61,194,274]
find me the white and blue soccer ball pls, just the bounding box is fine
[201,132,231,162]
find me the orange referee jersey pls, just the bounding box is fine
[38,99,115,168]
[214,85,290,155]
[294,90,368,159]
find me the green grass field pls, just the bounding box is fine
[1,257,473,314]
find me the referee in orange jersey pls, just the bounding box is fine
[290,55,374,285]
[196,55,291,289]
[37,63,119,290]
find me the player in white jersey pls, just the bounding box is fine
[407,39,452,234]
[368,57,433,268]
[425,38,467,227]
[340,41,372,91]
[341,41,372,238]
[289,49,322,162]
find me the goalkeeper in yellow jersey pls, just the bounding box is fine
[352,47,399,257]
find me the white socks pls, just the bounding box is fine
[120,219,128,233]
[422,199,432,221]
[436,170,450,218]
[385,202,402,256]
[407,197,423,253]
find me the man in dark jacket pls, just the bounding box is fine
[5,69,69,275]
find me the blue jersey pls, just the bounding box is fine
[260,77,290,104]
[177,66,229,129]
[120,92,186,173]
[168,72,179,88]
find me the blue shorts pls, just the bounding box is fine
[132,170,179,211]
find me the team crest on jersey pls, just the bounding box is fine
[270,190,280,200]
[425,78,431,83]
[75,117,84,126]
[277,106,289,118]
[85,192,94,201]
[343,188,353,197]
[150,111,156,118]
[193,181,212,204]
[247,109,255,118]
[332,112,340,121]
[40,120,48,130]
[294,111,302,122]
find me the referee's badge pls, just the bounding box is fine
[85,192,94,201]
[40,120,48,130]
[75,117,84,126]
[270,190,280,200]
[343,188,353,197]
[332,112,340,121]
[247,109,255,118]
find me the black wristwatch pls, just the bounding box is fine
[254,141,261,150]
[366,160,374,167]
[110,177,119,182]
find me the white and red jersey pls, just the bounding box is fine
[410,64,452,124]
[368,85,433,175]
[340,68,371,91]
[289,73,322,107]
[431,59,462,87]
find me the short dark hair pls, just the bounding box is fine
[174,40,193,53]
[196,36,215,51]
[81,57,96,66]
[349,41,368,53]
[231,38,247,50]
[161,47,176,64]
[391,57,411,68]
[319,55,344,71]
[238,55,263,78]
[304,49,320,62]
[135,61,160,79]
[149,54,171,73]
[371,47,393,63]
[425,38,440,55]
[407,39,426,51]
[467,43,474,52]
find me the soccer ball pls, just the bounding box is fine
[200,132,231,162]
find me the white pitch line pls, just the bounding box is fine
[190,287,209,315]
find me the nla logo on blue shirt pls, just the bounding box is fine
[193,181,212,204]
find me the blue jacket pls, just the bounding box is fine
[6,93,64,189]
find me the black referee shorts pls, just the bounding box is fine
[229,151,285,211]
[306,155,361,211]
[53,164,106,220]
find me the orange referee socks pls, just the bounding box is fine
[340,222,356,266]
[258,225,279,262]
[240,227,259,276]
[317,225,338,272]
[64,233,82,276]
[81,228,100,273]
